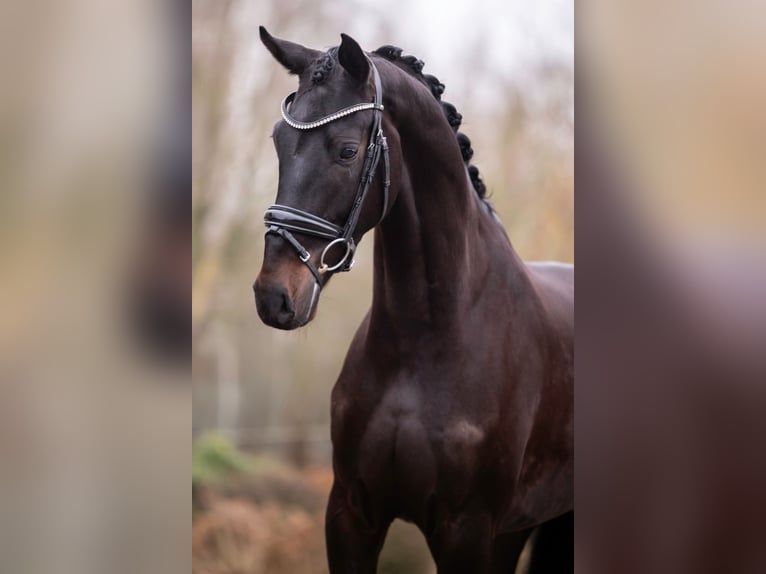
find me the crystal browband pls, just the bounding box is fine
[281,92,384,130]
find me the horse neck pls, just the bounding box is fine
[368,65,506,336]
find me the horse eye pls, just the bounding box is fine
[339,146,357,160]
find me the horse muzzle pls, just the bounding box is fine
[253,275,319,330]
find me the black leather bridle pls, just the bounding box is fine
[264,60,390,284]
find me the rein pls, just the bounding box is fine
[264,61,390,284]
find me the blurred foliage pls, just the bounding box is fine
[193,498,325,574]
[193,432,254,486]
[193,435,435,573]
[193,433,324,513]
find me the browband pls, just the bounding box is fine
[281,93,383,130]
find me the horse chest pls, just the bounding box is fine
[333,379,491,512]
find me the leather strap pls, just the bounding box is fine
[264,205,342,240]
[266,225,323,283]
[339,63,386,240]
[281,93,383,130]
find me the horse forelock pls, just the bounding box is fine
[309,47,338,85]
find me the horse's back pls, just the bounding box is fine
[526,261,574,339]
[526,261,573,293]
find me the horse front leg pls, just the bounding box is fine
[524,511,573,573]
[325,480,391,574]
[491,528,533,574]
[429,513,494,574]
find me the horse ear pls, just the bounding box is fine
[338,33,370,84]
[259,26,319,75]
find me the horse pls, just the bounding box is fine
[253,28,573,574]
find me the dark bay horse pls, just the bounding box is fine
[253,28,573,573]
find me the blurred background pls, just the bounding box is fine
[577,2,766,573]
[0,1,190,573]
[5,0,761,572]
[192,0,572,571]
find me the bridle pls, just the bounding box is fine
[264,60,390,284]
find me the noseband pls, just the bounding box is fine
[264,61,390,284]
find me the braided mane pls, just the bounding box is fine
[373,45,488,200]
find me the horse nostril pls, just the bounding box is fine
[277,288,295,321]
[254,280,296,328]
